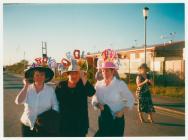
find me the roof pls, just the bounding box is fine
[87,40,185,56]
[117,40,184,52]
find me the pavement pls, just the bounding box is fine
[3,71,185,137]
[133,94,185,116]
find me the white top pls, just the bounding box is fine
[15,84,59,130]
[92,77,134,117]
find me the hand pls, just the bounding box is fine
[80,71,87,85]
[145,79,149,83]
[23,79,30,88]
[97,103,104,111]
[148,80,152,84]
[115,111,124,118]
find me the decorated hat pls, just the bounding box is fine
[24,57,54,83]
[97,49,119,70]
[60,50,88,74]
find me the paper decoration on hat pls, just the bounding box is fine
[97,49,120,69]
[33,57,58,69]
[31,62,39,68]
[60,49,88,73]
[101,49,117,62]
[66,52,72,60]
[73,50,80,59]
[34,57,48,66]
[48,57,58,69]
[61,58,71,68]
[81,51,85,58]
[32,57,49,69]
[77,58,88,72]
[97,58,103,69]
[57,63,65,72]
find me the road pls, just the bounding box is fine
[3,72,185,137]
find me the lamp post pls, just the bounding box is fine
[143,7,149,64]
[23,51,26,71]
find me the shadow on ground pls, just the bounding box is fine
[154,103,185,108]
[154,122,185,127]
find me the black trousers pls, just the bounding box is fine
[21,123,37,137]
[95,116,125,137]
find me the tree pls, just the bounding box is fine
[5,60,29,74]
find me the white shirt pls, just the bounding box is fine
[15,84,59,130]
[92,77,134,117]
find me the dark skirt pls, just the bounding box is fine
[95,116,125,137]
[137,90,155,113]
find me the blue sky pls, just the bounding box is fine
[3,3,185,65]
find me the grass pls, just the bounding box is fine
[128,83,185,99]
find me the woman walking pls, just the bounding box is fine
[15,63,59,137]
[136,63,155,123]
[92,49,134,137]
[55,56,95,137]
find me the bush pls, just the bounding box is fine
[127,82,185,99]
[5,60,28,75]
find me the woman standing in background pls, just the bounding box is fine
[136,63,155,123]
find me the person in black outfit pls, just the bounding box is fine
[55,64,95,137]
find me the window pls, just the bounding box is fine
[130,53,135,59]
[135,53,140,59]
[140,53,144,58]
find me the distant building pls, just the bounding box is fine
[87,41,185,80]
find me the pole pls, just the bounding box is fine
[42,41,43,57]
[45,42,47,57]
[144,17,147,64]
[152,51,155,87]
[93,56,95,80]
[23,51,26,72]
[128,56,130,85]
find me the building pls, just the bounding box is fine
[87,41,185,80]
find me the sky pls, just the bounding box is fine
[3,3,185,65]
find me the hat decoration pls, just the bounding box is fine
[24,57,55,83]
[59,49,88,73]
[97,49,120,69]
[31,57,58,69]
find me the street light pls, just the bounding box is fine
[143,7,149,64]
